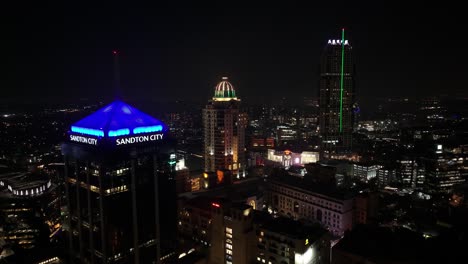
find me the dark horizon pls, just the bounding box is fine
[9,2,468,104]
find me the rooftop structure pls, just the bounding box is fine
[70,100,166,138]
[327,39,350,45]
[212,77,238,101]
[0,172,51,197]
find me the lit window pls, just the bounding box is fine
[226,227,232,234]
[226,249,232,255]
[226,244,232,249]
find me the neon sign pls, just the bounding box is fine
[70,135,98,145]
[115,133,164,146]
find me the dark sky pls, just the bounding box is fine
[9,1,467,104]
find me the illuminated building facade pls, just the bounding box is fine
[396,157,418,187]
[250,137,275,149]
[319,30,355,157]
[203,77,246,177]
[266,174,354,237]
[0,172,61,249]
[423,144,465,193]
[377,167,396,187]
[267,149,319,168]
[179,197,331,264]
[209,203,256,264]
[62,101,177,263]
[256,217,330,264]
[351,162,382,183]
[276,125,297,146]
[175,158,190,194]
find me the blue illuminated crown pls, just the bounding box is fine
[70,100,166,137]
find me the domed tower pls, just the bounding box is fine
[213,77,238,101]
[203,77,247,182]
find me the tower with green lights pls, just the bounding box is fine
[203,77,247,178]
[319,29,355,157]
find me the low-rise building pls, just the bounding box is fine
[266,172,354,237]
[267,149,319,168]
[351,162,382,183]
[255,215,330,264]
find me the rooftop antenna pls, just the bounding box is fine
[339,28,345,133]
[113,50,122,100]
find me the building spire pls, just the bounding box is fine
[113,50,122,100]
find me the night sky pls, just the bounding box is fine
[10,1,467,104]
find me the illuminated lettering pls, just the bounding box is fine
[70,135,98,145]
[116,133,164,146]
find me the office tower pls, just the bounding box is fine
[209,203,256,264]
[396,157,418,187]
[351,162,382,183]
[377,167,396,187]
[203,77,246,177]
[62,100,177,264]
[423,144,465,193]
[319,29,355,157]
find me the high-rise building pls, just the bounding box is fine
[203,77,247,178]
[319,29,355,157]
[396,157,418,187]
[62,100,177,264]
[209,203,255,264]
[377,167,396,187]
[351,162,382,183]
[423,144,465,193]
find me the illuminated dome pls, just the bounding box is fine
[213,77,238,101]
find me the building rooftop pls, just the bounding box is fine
[183,196,228,212]
[332,225,468,263]
[327,39,350,46]
[269,170,355,200]
[0,171,52,197]
[213,77,238,101]
[0,172,49,190]
[70,100,167,137]
[255,213,327,241]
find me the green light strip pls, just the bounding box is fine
[339,28,345,133]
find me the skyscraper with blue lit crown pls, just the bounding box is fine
[62,100,177,264]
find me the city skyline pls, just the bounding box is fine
[2,2,468,264]
[9,2,467,104]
